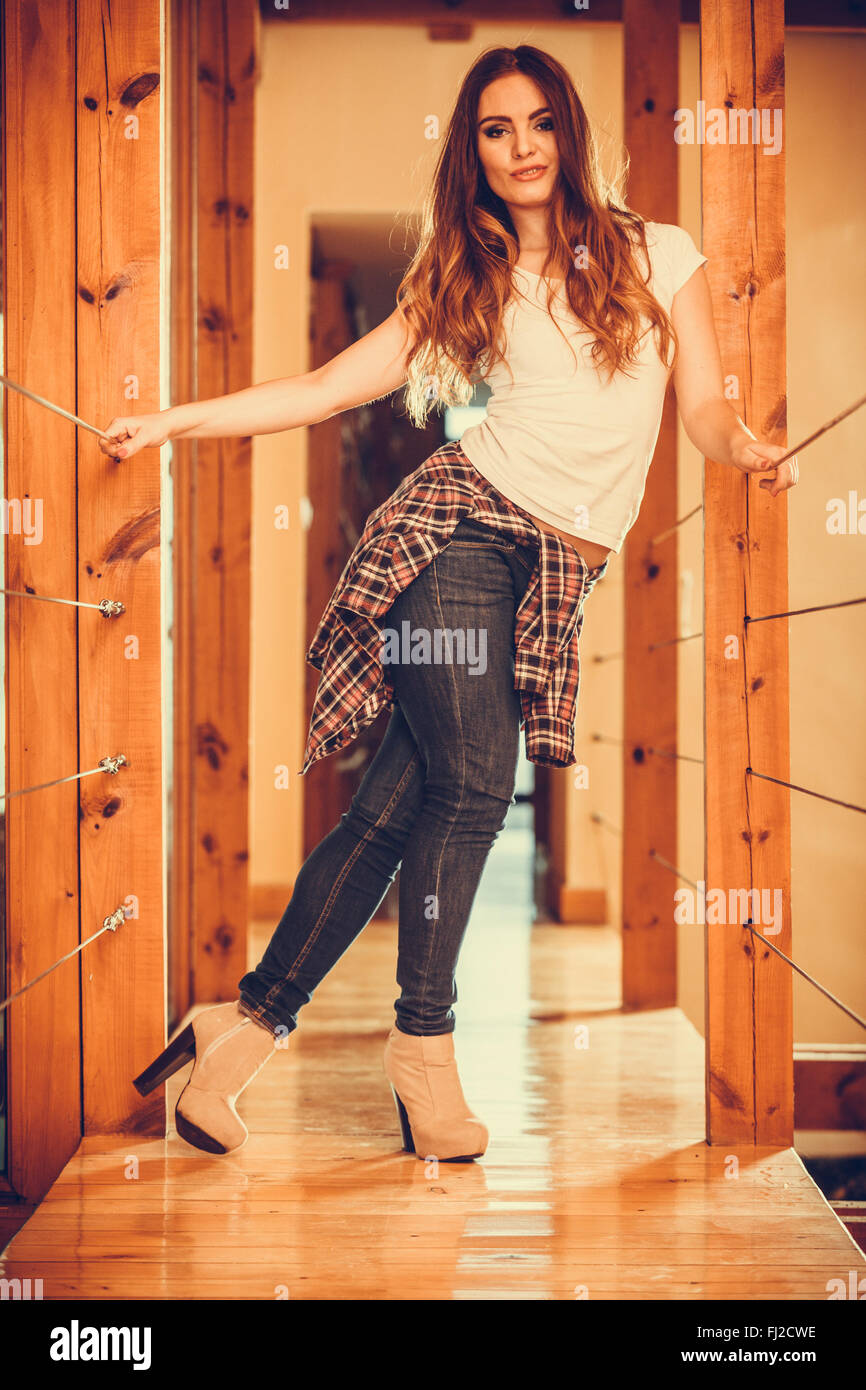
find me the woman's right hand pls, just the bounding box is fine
[98,412,172,461]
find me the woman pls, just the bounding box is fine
[110,46,797,1163]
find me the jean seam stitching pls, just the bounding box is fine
[512,552,534,576]
[413,555,467,1024]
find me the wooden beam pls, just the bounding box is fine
[258,0,866,27]
[261,0,624,20]
[621,0,680,1009]
[303,269,361,860]
[169,0,198,1030]
[3,0,81,1200]
[794,1047,866,1131]
[701,0,793,1145]
[75,0,165,1135]
[190,0,258,1003]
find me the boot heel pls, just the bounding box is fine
[133,1023,196,1096]
[390,1084,416,1154]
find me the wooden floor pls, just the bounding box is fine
[2,806,863,1300]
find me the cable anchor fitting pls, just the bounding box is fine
[103,905,130,933]
[98,754,128,776]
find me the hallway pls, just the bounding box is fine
[2,809,860,1301]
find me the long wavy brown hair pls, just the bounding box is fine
[396,44,678,428]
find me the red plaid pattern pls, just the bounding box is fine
[301,439,608,776]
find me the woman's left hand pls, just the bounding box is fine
[730,437,799,497]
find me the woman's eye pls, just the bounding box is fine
[483,120,554,139]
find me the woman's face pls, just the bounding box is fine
[476,72,560,211]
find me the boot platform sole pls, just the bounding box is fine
[174,1105,243,1155]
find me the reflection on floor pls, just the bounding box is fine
[1,800,863,1299]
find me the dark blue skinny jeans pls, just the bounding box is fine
[237,516,538,1037]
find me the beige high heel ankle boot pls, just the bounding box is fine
[383,1026,488,1162]
[133,1001,278,1155]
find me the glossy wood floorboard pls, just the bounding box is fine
[2,807,862,1299]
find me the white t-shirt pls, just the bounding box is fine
[457,221,708,553]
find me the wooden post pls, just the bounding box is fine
[303,264,363,859]
[76,0,165,1133]
[701,0,793,1144]
[3,0,82,1198]
[171,0,258,1012]
[621,0,680,1008]
[168,0,198,1028]
[192,0,257,1002]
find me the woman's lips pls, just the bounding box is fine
[512,166,547,181]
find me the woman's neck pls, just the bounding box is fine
[508,202,550,248]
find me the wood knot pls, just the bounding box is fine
[104,507,160,564]
[120,73,160,108]
[198,722,229,771]
[214,922,235,953]
[200,305,227,334]
[708,1068,744,1110]
[104,272,133,303]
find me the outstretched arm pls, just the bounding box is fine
[670,267,797,498]
[98,304,416,461]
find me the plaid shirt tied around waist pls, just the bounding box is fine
[301,439,608,776]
